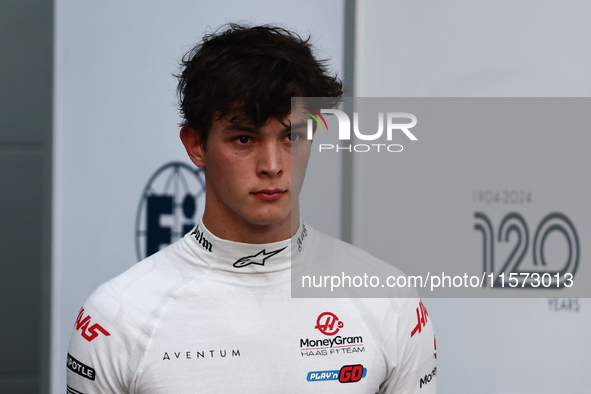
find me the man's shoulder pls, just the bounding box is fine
[81,237,205,327]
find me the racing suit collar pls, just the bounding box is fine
[183,218,309,275]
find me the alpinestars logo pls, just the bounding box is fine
[315,312,343,336]
[233,246,287,268]
[75,307,110,342]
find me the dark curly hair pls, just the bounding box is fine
[176,23,343,148]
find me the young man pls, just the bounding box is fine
[67,24,436,393]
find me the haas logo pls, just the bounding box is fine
[315,312,344,336]
[75,307,110,342]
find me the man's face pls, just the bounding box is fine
[183,110,311,235]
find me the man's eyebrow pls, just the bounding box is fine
[223,124,260,133]
[290,121,307,130]
[223,121,308,133]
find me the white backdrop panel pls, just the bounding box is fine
[356,0,591,97]
[355,1,591,393]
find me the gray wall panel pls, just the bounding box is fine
[0,0,53,143]
[0,0,53,393]
[0,151,43,374]
[0,373,38,394]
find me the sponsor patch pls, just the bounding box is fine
[315,312,343,336]
[410,300,429,338]
[162,349,240,360]
[191,224,213,252]
[307,365,367,383]
[75,307,110,342]
[233,247,287,268]
[67,353,95,381]
[434,336,437,359]
[301,312,364,357]
[296,223,308,251]
[339,364,365,383]
[67,385,84,394]
[420,367,437,389]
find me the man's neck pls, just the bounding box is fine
[201,206,300,244]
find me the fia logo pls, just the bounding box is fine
[315,312,344,336]
[135,162,205,261]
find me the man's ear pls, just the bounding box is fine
[180,125,205,168]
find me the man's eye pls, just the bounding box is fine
[235,135,251,144]
[286,133,301,142]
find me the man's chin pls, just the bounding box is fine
[245,215,291,228]
[242,210,292,229]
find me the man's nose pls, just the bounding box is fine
[257,141,283,178]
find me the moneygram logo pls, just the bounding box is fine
[304,109,418,153]
[315,312,343,336]
[301,313,364,357]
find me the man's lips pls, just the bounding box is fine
[252,189,286,201]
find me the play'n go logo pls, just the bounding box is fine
[135,162,206,261]
[304,108,417,153]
